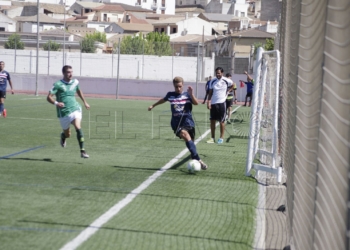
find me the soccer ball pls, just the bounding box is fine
[187,160,201,173]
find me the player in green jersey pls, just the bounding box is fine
[47,65,90,158]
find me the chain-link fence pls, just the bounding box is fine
[279,0,350,249]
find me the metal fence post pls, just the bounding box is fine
[142,40,144,79]
[35,1,39,96]
[196,42,200,97]
[172,43,174,80]
[29,50,32,74]
[112,51,114,78]
[80,48,82,76]
[14,37,17,73]
[116,38,120,99]
[48,41,50,75]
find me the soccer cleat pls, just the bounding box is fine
[217,138,224,144]
[81,150,89,158]
[3,109,7,118]
[60,137,66,148]
[199,160,208,170]
[206,138,215,144]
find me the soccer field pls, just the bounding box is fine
[0,95,258,250]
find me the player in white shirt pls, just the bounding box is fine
[206,67,234,144]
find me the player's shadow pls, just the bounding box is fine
[2,158,83,165]
[169,155,191,172]
[112,165,160,171]
[2,158,53,162]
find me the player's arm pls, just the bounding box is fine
[148,98,166,111]
[244,71,253,82]
[77,89,90,110]
[207,89,213,110]
[187,86,198,105]
[8,79,14,94]
[47,92,65,108]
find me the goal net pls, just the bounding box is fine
[245,47,282,183]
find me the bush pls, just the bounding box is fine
[5,34,24,50]
[80,36,95,53]
[43,40,60,51]
[86,32,107,43]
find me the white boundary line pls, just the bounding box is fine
[60,106,241,250]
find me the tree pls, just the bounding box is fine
[252,38,275,58]
[80,36,95,53]
[86,32,107,43]
[119,32,172,56]
[264,38,274,51]
[43,40,60,51]
[5,34,24,50]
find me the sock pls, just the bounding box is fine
[61,132,66,140]
[186,140,200,161]
[76,129,85,151]
[0,103,4,113]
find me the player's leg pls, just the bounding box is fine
[226,99,233,123]
[248,93,253,107]
[207,104,216,143]
[243,94,248,106]
[178,129,208,170]
[71,111,89,158]
[0,93,6,117]
[59,116,71,147]
[218,102,226,144]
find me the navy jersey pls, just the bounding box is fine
[163,91,195,130]
[0,70,10,92]
[245,80,254,94]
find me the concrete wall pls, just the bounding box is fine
[0,48,215,82]
[10,72,250,102]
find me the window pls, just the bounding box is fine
[172,27,176,33]
[155,28,159,32]
[103,14,107,21]
[161,28,164,32]
[0,27,5,31]
[241,12,244,17]
[194,0,196,3]
[161,10,165,14]
[180,1,182,5]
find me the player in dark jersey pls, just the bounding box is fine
[0,61,14,118]
[240,71,254,107]
[148,76,208,170]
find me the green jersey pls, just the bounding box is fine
[50,79,81,118]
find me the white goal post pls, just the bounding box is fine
[245,47,282,183]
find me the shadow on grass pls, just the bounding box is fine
[17,219,254,247]
[2,158,83,165]
[112,165,160,171]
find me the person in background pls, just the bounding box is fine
[202,76,212,104]
[224,73,237,124]
[240,71,254,107]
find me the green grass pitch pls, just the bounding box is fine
[0,95,258,250]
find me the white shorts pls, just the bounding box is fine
[59,110,82,130]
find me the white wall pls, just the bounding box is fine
[0,49,215,82]
[21,23,62,33]
[0,14,16,32]
[87,22,111,33]
[233,1,248,17]
[172,17,213,38]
